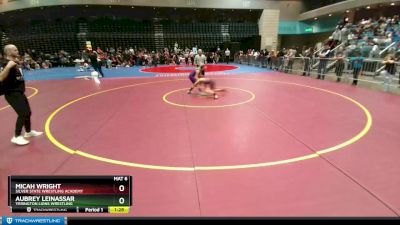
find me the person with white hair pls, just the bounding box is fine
[225,48,231,64]
[0,44,43,146]
[194,49,207,66]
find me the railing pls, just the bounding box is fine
[313,46,325,56]
[379,41,397,56]
[314,42,347,69]
[313,37,331,55]
[331,42,345,54]
[234,54,400,93]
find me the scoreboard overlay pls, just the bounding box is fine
[8,176,132,214]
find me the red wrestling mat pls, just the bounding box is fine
[1,73,400,217]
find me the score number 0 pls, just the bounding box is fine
[119,185,125,205]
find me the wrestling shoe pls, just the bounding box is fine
[24,130,43,138]
[11,136,30,146]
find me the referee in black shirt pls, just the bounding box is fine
[0,44,43,146]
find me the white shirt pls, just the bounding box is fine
[194,54,207,65]
[225,49,230,56]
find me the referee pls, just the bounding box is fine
[0,44,42,146]
[194,49,207,67]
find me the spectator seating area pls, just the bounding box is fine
[4,22,79,54]
[328,15,400,58]
[87,18,155,51]
[1,17,260,55]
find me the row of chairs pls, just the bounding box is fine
[7,24,78,35]
[90,38,155,52]
[88,24,154,32]
[12,38,78,55]
[2,19,259,54]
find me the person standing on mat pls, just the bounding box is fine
[88,49,104,78]
[194,49,207,67]
[0,44,43,146]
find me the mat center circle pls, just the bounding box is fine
[163,87,256,108]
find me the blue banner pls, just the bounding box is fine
[1,217,65,225]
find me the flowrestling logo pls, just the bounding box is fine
[1,217,64,225]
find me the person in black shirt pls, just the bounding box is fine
[0,44,43,146]
[88,49,104,78]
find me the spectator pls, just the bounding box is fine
[335,47,346,82]
[317,43,331,80]
[301,47,313,76]
[382,54,397,91]
[224,48,230,64]
[332,28,342,49]
[349,51,365,86]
